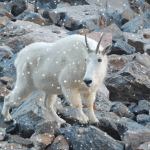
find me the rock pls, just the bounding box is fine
[107,54,133,74]
[31,133,54,150]
[23,11,45,26]
[123,31,150,54]
[108,39,136,55]
[0,2,11,14]
[141,2,150,13]
[96,112,121,140]
[110,102,135,119]
[0,95,4,102]
[144,44,150,55]
[9,134,34,148]
[0,127,7,141]
[143,33,150,39]
[52,30,61,34]
[128,103,137,113]
[34,121,61,135]
[121,8,135,25]
[146,123,150,129]
[87,32,112,49]
[64,125,124,150]
[124,129,150,150]
[49,5,101,31]
[100,23,124,41]
[9,92,48,136]
[95,83,113,112]
[26,2,35,12]
[0,16,10,29]
[2,53,10,59]
[115,117,149,140]
[11,0,27,16]
[6,123,19,135]
[0,9,14,20]
[46,135,69,150]
[17,123,35,138]
[0,142,28,150]
[15,11,46,26]
[136,114,150,126]
[57,3,71,8]
[0,86,11,96]
[129,0,142,14]
[0,76,12,84]
[121,16,145,33]
[138,141,150,150]
[58,106,78,124]
[0,46,13,55]
[98,14,107,29]
[106,53,150,103]
[1,20,68,53]
[86,0,130,13]
[133,100,150,115]
[77,29,89,35]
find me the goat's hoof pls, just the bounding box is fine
[90,122,100,128]
[4,118,15,125]
[74,122,89,127]
[61,123,70,128]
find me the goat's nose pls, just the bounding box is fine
[83,79,92,85]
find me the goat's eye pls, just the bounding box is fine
[98,59,102,62]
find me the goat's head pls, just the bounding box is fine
[83,34,111,88]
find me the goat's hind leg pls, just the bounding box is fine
[44,94,66,124]
[2,80,34,122]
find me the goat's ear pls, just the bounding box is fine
[102,45,111,55]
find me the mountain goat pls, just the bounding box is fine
[2,34,111,124]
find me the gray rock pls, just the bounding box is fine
[86,0,130,13]
[0,141,28,150]
[95,83,113,112]
[17,123,35,138]
[8,134,34,148]
[34,121,60,135]
[136,114,150,126]
[144,44,150,55]
[128,103,137,113]
[49,5,101,31]
[96,112,121,140]
[121,16,144,33]
[124,129,150,150]
[0,95,4,102]
[106,53,150,103]
[121,8,135,25]
[0,127,7,141]
[100,23,124,41]
[46,135,69,150]
[138,141,150,150]
[108,40,136,55]
[133,100,150,115]
[123,31,150,54]
[146,123,150,129]
[115,117,149,140]
[10,0,27,16]
[64,124,124,150]
[110,102,135,119]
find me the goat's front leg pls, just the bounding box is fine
[83,92,99,124]
[62,87,89,124]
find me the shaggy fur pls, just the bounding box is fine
[2,34,111,124]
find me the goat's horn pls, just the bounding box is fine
[96,34,105,54]
[85,34,91,52]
